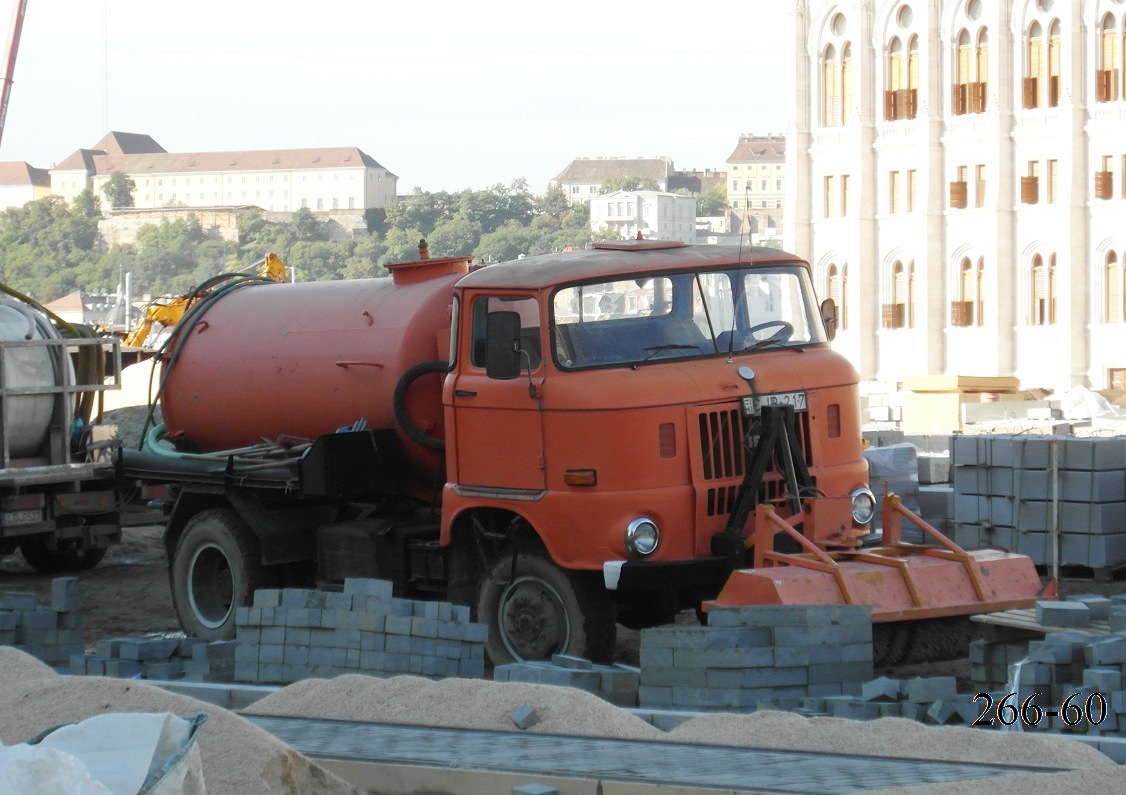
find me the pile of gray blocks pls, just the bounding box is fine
[70,636,238,681]
[797,675,979,724]
[233,577,487,684]
[638,605,873,712]
[494,654,640,707]
[951,435,1126,569]
[0,578,84,667]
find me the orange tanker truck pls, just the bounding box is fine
[122,240,1044,665]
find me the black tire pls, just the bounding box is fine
[477,549,616,665]
[170,508,268,640]
[392,360,447,451]
[19,537,108,573]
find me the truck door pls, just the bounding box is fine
[450,295,546,492]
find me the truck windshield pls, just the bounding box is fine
[551,266,826,369]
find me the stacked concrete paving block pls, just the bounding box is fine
[637,605,873,712]
[0,578,85,667]
[232,577,487,684]
[70,635,238,681]
[970,637,1033,692]
[494,654,641,707]
[951,434,1126,570]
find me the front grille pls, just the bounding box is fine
[697,406,814,517]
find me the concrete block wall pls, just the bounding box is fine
[951,435,1126,569]
[494,654,640,707]
[0,578,85,667]
[233,578,488,684]
[71,636,237,682]
[638,605,873,712]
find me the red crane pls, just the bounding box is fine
[0,0,27,150]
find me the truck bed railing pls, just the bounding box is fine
[0,336,121,469]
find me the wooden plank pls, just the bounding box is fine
[901,375,1020,393]
[970,607,1111,635]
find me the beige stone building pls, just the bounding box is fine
[0,161,50,209]
[727,134,786,236]
[787,0,1126,392]
[551,157,675,205]
[50,132,397,214]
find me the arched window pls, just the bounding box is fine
[1031,253,1057,325]
[885,35,919,121]
[1107,251,1124,323]
[1048,20,1061,106]
[907,260,917,328]
[954,257,974,326]
[827,264,844,332]
[1099,13,1121,102]
[840,43,852,125]
[1025,21,1044,108]
[975,256,985,325]
[823,44,840,126]
[841,264,849,330]
[975,29,989,111]
[955,29,972,113]
[884,260,908,329]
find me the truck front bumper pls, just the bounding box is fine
[603,556,731,592]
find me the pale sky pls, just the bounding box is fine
[2,0,789,194]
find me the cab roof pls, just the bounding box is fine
[455,242,807,291]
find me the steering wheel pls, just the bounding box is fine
[747,320,794,343]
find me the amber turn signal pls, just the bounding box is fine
[563,469,597,486]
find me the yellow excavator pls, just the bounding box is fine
[123,253,287,349]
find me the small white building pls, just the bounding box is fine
[0,161,50,209]
[590,190,697,243]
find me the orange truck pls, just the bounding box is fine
[124,241,1043,664]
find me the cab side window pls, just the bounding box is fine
[470,296,542,370]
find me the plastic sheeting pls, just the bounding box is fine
[0,712,207,795]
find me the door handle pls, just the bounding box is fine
[454,389,478,397]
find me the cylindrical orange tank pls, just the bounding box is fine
[158,256,470,482]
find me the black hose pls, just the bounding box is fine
[392,360,449,451]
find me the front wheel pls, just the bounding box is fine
[477,549,616,665]
[170,507,268,640]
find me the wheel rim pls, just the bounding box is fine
[187,541,234,630]
[496,574,570,661]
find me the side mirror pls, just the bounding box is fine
[485,311,522,380]
[820,298,838,342]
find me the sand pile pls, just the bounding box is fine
[668,711,1114,770]
[244,674,665,741]
[0,648,359,795]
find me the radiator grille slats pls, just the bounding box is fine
[697,406,814,517]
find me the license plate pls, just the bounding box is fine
[742,391,808,416]
[2,509,43,526]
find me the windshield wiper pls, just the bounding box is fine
[634,344,701,367]
[745,338,801,352]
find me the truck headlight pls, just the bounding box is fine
[850,487,876,526]
[625,518,659,557]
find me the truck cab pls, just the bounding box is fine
[442,241,875,662]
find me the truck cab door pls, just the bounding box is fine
[450,295,546,492]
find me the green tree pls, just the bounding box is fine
[102,171,137,209]
[291,206,326,242]
[363,207,387,235]
[598,176,661,194]
[697,184,728,216]
[428,217,481,258]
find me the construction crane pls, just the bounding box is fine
[0,0,27,150]
[123,253,288,349]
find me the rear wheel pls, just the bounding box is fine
[19,537,107,573]
[477,549,616,665]
[170,508,268,640]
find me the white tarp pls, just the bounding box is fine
[0,712,206,795]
